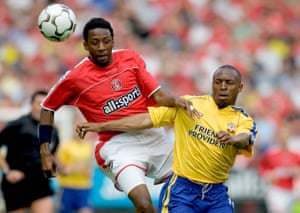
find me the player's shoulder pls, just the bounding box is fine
[71,57,91,71]
[113,49,141,59]
[231,106,251,118]
[60,57,90,80]
[180,94,210,101]
[13,114,30,124]
[3,115,27,130]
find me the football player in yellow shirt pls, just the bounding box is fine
[76,64,257,213]
[56,137,94,213]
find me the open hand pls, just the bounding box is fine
[175,97,202,120]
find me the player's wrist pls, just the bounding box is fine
[40,142,51,153]
[38,124,53,144]
[2,168,10,175]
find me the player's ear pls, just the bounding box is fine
[238,83,243,92]
[83,41,88,51]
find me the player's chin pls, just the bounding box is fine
[95,58,110,67]
[216,99,230,108]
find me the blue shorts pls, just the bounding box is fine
[159,174,234,213]
[58,187,92,213]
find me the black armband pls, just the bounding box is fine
[38,124,53,144]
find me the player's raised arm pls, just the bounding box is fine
[151,89,201,119]
[39,108,56,177]
[76,113,152,139]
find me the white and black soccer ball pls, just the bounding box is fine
[38,3,77,42]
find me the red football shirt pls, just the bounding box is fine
[259,147,300,190]
[42,49,160,141]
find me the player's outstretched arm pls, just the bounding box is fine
[151,89,201,119]
[76,113,153,139]
[39,108,57,177]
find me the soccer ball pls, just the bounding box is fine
[38,4,77,42]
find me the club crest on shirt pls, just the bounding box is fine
[227,122,235,133]
[111,79,122,91]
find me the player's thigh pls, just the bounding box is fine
[75,189,93,210]
[161,204,234,213]
[57,188,75,213]
[117,166,155,210]
[205,186,234,213]
[117,165,147,195]
[164,205,196,213]
[159,175,202,212]
[31,196,54,213]
[208,202,234,213]
[160,175,234,213]
[148,136,173,180]
[128,184,152,206]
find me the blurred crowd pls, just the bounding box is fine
[1,0,300,177]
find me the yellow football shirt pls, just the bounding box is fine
[57,140,94,188]
[149,95,257,183]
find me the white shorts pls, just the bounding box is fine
[265,185,295,212]
[94,127,173,194]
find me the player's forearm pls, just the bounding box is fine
[101,113,153,131]
[152,90,200,119]
[78,113,153,134]
[40,108,55,125]
[40,142,52,155]
[39,109,55,145]
[152,89,177,107]
[231,133,250,148]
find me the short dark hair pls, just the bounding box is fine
[215,64,242,83]
[30,90,48,103]
[82,17,114,41]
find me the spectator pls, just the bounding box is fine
[259,113,300,213]
[0,90,60,213]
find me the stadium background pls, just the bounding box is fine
[1,0,300,212]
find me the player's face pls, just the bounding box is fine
[212,68,243,109]
[84,28,114,67]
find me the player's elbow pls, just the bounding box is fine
[152,89,175,106]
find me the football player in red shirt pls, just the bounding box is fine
[259,114,300,212]
[39,17,198,213]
